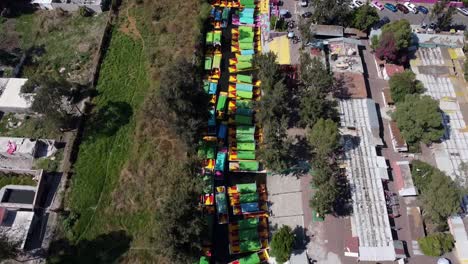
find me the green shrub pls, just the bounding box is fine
[418,233,454,257]
[270,225,295,264]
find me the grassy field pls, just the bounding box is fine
[0,11,107,83]
[67,23,149,241]
[0,172,37,189]
[63,1,209,262]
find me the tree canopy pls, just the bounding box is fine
[310,0,352,26]
[307,118,340,157]
[431,0,455,30]
[299,54,336,127]
[418,233,454,257]
[254,53,292,172]
[381,20,412,50]
[393,94,444,144]
[351,5,380,31]
[159,57,209,145]
[389,70,425,103]
[270,225,295,264]
[310,178,338,216]
[31,77,75,129]
[411,160,461,229]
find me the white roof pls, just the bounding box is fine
[0,210,34,249]
[448,216,468,261]
[339,99,395,261]
[0,78,32,110]
[31,0,53,4]
[0,137,37,156]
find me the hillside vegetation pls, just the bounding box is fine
[60,0,210,263]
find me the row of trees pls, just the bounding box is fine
[298,53,345,217]
[253,53,292,172]
[388,70,445,147]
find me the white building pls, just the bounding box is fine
[0,78,33,113]
[0,137,38,170]
[31,0,103,13]
[448,216,468,264]
[339,98,397,261]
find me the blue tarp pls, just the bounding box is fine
[236,83,253,92]
[240,49,255,55]
[215,152,226,171]
[209,82,217,94]
[218,123,227,139]
[241,202,259,213]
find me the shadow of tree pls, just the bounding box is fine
[86,101,133,138]
[47,230,132,264]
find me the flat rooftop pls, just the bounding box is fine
[411,47,468,186]
[327,38,364,74]
[339,99,395,261]
[333,72,367,99]
[0,78,32,111]
[0,210,34,249]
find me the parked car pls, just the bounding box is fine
[384,3,398,12]
[302,11,312,18]
[300,0,308,7]
[371,0,384,10]
[373,16,390,29]
[403,2,418,14]
[417,5,429,14]
[457,7,468,16]
[353,0,364,8]
[396,3,409,14]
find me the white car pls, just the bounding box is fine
[353,0,364,7]
[403,2,418,13]
[300,0,308,7]
[457,7,468,16]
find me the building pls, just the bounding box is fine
[392,161,417,196]
[0,78,33,113]
[31,0,103,13]
[0,137,38,170]
[410,46,468,186]
[310,25,344,38]
[448,216,468,264]
[327,37,364,74]
[339,98,398,261]
[383,64,404,80]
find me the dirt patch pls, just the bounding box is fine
[119,7,143,42]
[0,19,21,51]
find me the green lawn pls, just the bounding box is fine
[0,172,37,189]
[67,26,149,240]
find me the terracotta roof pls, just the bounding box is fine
[334,72,367,99]
[385,64,404,78]
[390,121,405,148]
[392,161,405,192]
[0,207,5,224]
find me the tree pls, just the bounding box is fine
[393,94,444,144]
[254,52,279,92]
[300,55,333,93]
[381,20,412,50]
[0,234,19,261]
[375,32,399,63]
[418,233,454,257]
[307,118,340,157]
[370,35,379,51]
[351,5,380,31]
[270,225,295,264]
[431,0,454,30]
[310,179,338,216]
[159,57,209,145]
[389,70,425,103]
[299,88,336,128]
[310,0,352,26]
[421,172,460,228]
[31,77,75,128]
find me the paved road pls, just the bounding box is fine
[376,5,468,27]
